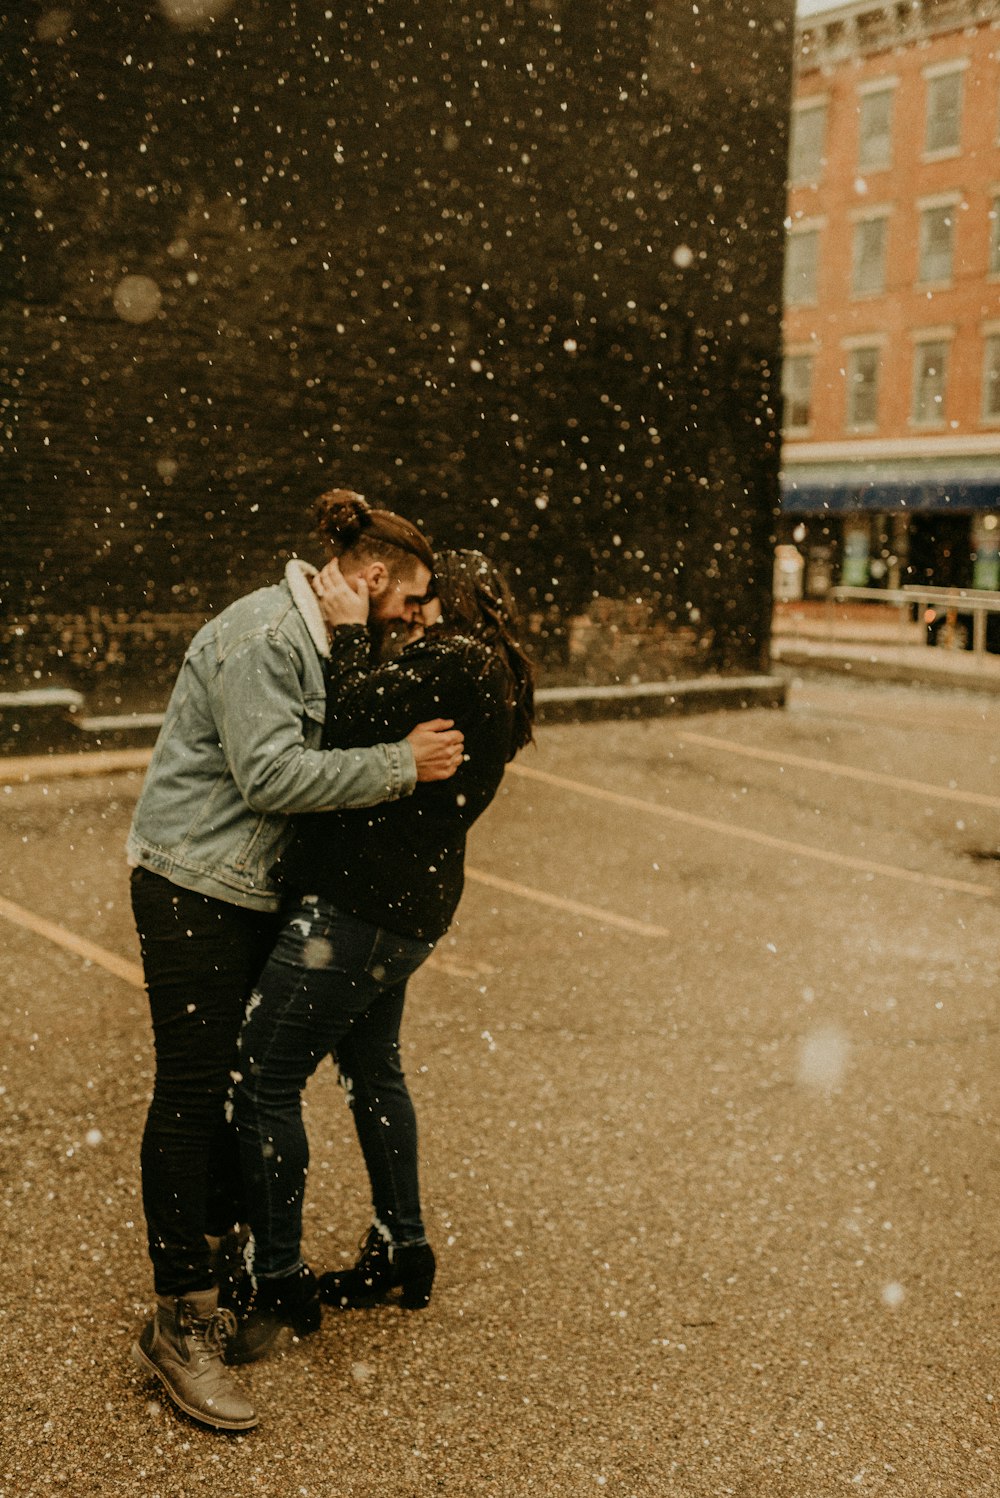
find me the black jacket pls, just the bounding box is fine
[276,625,516,941]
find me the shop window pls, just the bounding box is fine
[784,228,820,305]
[983,335,1000,422]
[846,346,880,429]
[917,204,955,284]
[912,341,949,426]
[858,87,894,172]
[789,101,827,184]
[852,215,888,297]
[924,67,963,155]
[782,353,814,432]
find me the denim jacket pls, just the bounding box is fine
[126,559,416,911]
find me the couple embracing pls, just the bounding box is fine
[126,489,534,1430]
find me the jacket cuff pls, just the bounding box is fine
[387,738,417,798]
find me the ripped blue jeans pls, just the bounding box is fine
[232,896,436,1278]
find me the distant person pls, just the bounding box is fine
[127,491,464,1431]
[226,550,535,1364]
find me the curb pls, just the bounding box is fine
[534,674,787,724]
[1,674,788,781]
[772,641,1000,693]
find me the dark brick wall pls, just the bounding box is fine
[1,0,793,703]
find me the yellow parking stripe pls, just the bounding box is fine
[506,763,993,899]
[679,731,1000,810]
[465,867,670,937]
[0,894,146,988]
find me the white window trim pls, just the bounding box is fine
[857,76,899,97]
[841,333,888,351]
[848,203,893,224]
[910,325,957,343]
[922,59,970,81]
[916,192,962,213]
[786,214,827,234]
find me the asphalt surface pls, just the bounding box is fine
[1,674,999,1497]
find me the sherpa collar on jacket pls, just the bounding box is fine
[285,558,330,659]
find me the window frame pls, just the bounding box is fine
[922,60,967,160]
[782,348,816,435]
[843,341,883,432]
[982,325,1000,425]
[989,190,1000,279]
[788,97,829,186]
[910,332,953,429]
[850,209,891,299]
[784,221,823,307]
[916,195,960,287]
[856,80,896,174]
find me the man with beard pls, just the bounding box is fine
[126,490,463,1431]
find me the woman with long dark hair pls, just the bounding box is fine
[228,548,534,1361]
[127,487,464,1430]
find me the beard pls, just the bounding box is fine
[372,615,420,661]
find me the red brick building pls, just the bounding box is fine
[781,0,1000,595]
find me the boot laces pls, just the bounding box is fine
[191,1306,238,1357]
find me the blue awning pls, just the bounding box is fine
[781,477,1000,515]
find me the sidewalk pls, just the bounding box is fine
[772,600,1000,691]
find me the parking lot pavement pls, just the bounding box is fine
[2,677,999,1497]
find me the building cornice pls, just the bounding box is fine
[797,0,997,73]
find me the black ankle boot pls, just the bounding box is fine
[225,1263,322,1365]
[318,1226,436,1310]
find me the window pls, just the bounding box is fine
[858,86,894,172]
[924,67,963,155]
[846,347,880,429]
[990,197,1000,277]
[789,101,827,184]
[784,228,820,305]
[852,215,888,297]
[917,203,955,284]
[983,336,1000,422]
[912,340,949,426]
[782,353,814,432]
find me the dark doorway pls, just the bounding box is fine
[905,514,973,589]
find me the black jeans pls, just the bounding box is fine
[232,895,435,1277]
[130,867,280,1296]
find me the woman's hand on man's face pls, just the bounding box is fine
[313,559,369,630]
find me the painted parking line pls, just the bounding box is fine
[0,861,669,999]
[0,894,146,989]
[465,867,670,938]
[1,749,153,784]
[506,763,994,899]
[679,731,1000,811]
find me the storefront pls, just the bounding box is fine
[776,474,1000,599]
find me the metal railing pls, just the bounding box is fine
[829,584,1000,655]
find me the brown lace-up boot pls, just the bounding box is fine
[132,1287,258,1431]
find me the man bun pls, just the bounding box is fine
[314,486,434,572]
[314,489,373,549]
